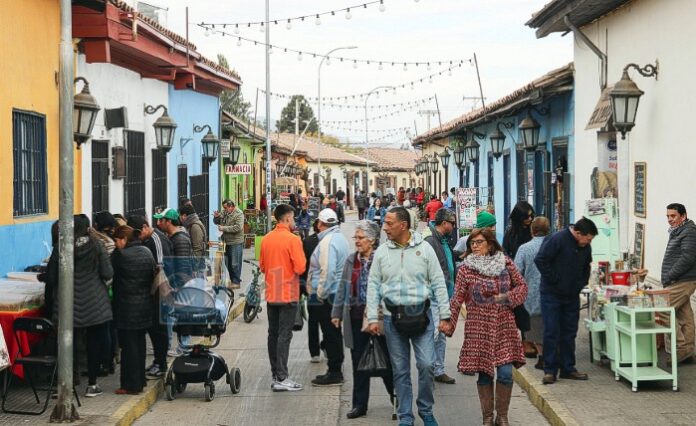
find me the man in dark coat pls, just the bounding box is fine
[355,190,369,220]
[535,217,597,385]
[327,195,345,225]
[661,203,696,363]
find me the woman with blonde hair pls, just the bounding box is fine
[443,228,527,426]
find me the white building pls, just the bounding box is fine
[527,0,694,282]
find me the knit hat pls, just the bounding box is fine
[476,211,497,229]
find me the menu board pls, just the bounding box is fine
[456,187,477,228]
[308,197,321,218]
[634,162,647,218]
[634,222,645,269]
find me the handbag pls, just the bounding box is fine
[384,299,430,337]
[357,336,390,376]
[293,302,304,331]
[513,305,531,332]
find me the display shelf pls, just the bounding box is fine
[615,322,671,334]
[584,318,607,332]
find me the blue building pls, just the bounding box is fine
[413,63,574,241]
[167,88,223,239]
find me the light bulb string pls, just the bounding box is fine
[200,0,389,29]
[199,24,470,69]
[260,93,435,110]
[321,125,410,133]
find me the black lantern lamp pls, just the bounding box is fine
[609,62,658,139]
[423,155,431,174]
[229,137,241,166]
[144,104,177,152]
[431,153,439,173]
[519,111,541,151]
[193,124,220,163]
[464,135,480,164]
[73,77,101,148]
[440,148,451,169]
[489,121,513,160]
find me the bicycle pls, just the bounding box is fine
[242,259,263,323]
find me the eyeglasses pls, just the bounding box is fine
[470,239,488,246]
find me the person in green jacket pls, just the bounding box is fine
[213,199,245,288]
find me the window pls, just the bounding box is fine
[152,149,167,213]
[124,130,146,217]
[178,164,188,203]
[190,174,209,231]
[487,152,494,195]
[92,140,110,214]
[516,147,526,201]
[503,153,511,229]
[13,110,48,216]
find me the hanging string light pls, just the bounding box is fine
[379,0,386,12]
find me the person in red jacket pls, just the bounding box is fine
[425,195,444,223]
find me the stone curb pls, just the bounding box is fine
[513,366,580,426]
[110,297,246,426]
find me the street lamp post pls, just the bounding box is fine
[440,148,450,197]
[365,85,395,194]
[318,46,357,194]
[430,154,439,196]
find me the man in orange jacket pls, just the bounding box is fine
[260,204,307,392]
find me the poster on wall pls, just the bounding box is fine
[633,222,645,269]
[634,162,647,218]
[456,187,477,228]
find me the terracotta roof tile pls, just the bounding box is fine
[271,133,373,166]
[365,148,419,171]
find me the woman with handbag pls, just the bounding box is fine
[111,225,156,395]
[443,228,528,426]
[331,220,394,420]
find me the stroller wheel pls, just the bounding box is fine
[229,368,241,394]
[165,382,176,401]
[243,302,260,323]
[204,383,215,401]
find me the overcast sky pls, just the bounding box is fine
[155,0,571,147]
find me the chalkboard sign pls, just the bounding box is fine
[634,222,645,269]
[634,162,647,218]
[308,197,321,218]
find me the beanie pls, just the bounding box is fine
[476,211,497,229]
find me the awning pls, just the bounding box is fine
[586,86,614,130]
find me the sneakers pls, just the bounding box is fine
[272,378,304,392]
[311,372,344,387]
[167,347,185,357]
[420,414,439,426]
[146,364,165,378]
[85,385,103,398]
[310,356,321,363]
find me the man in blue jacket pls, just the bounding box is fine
[534,217,597,385]
[307,209,349,386]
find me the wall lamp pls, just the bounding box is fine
[609,62,659,139]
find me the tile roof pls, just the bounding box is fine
[272,133,373,166]
[526,0,632,38]
[108,0,242,83]
[413,63,574,146]
[365,148,419,171]
[221,111,266,142]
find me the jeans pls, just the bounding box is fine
[431,306,447,377]
[225,243,243,285]
[384,310,436,425]
[267,303,297,381]
[541,292,580,376]
[358,208,366,220]
[351,317,394,409]
[316,300,345,374]
[477,363,513,386]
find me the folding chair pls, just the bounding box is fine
[1,317,81,415]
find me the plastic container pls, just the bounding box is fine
[611,271,631,286]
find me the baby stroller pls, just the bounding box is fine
[164,278,241,401]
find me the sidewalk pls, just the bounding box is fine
[514,308,696,426]
[0,248,251,426]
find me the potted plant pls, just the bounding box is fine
[248,214,269,260]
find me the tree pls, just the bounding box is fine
[276,95,318,134]
[217,54,251,119]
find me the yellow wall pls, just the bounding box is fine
[0,1,81,226]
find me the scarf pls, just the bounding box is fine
[669,219,692,235]
[462,252,506,277]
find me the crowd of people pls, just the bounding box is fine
[259,194,600,426]
[39,199,222,398]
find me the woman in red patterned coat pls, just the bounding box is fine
[442,228,527,426]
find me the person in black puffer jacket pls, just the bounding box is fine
[41,215,114,397]
[111,225,156,395]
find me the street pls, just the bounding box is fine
[135,217,548,426]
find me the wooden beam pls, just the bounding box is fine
[82,40,111,63]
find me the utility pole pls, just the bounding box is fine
[264,0,272,230]
[462,96,486,111]
[52,0,78,420]
[418,110,438,131]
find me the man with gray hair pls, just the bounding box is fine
[424,208,457,385]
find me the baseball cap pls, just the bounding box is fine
[476,211,497,228]
[153,208,179,221]
[318,208,338,224]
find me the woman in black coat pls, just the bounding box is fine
[111,225,156,394]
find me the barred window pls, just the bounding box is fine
[13,110,48,217]
[92,140,110,214]
[152,148,167,213]
[124,130,146,217]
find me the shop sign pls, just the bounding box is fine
[225,163,252,175]
[456,187,477,228]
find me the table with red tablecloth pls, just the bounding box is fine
[0,308,44,379]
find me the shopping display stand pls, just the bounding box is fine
[611,305,678,392]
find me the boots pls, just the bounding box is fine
[477,384,494,426]
[494,383,513,426]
